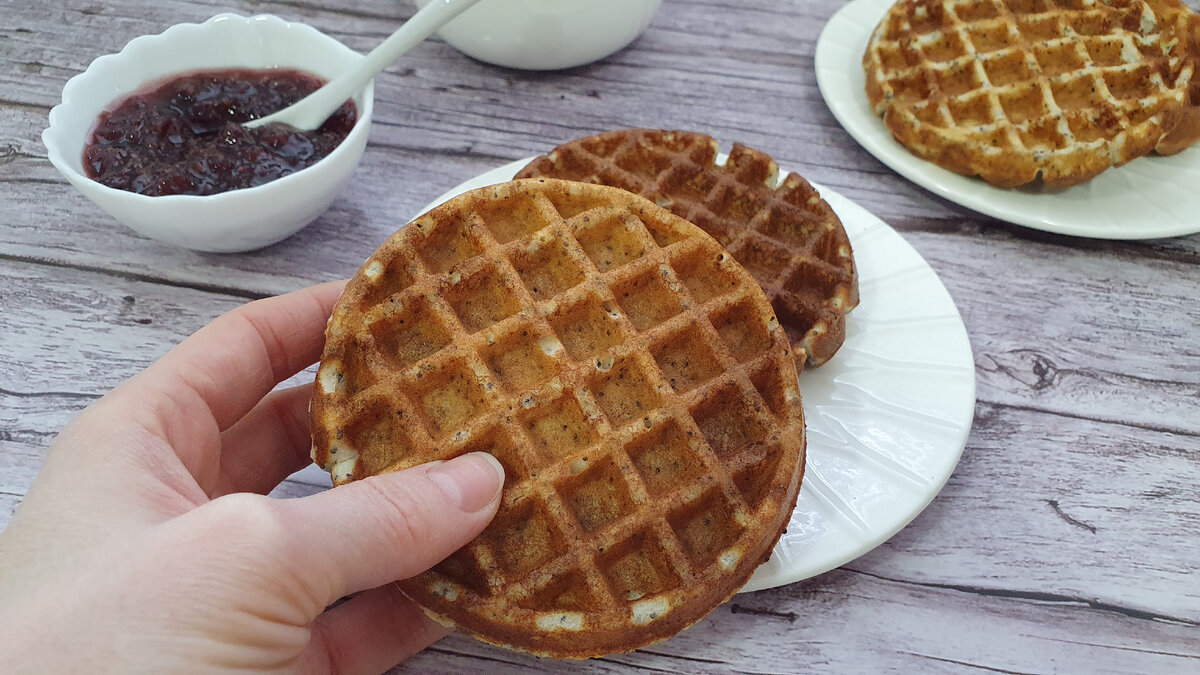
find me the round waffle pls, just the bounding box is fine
[863,0,1198,187]
[515,129,859,369]
[311,178,806,658]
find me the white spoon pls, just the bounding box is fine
[246,0,481,131]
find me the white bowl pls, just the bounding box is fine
[414,0,663,70]
[42,13,374,253]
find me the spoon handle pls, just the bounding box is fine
[249,0,482,130]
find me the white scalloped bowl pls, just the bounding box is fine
[42,13,374,253]
[414,0,662,70]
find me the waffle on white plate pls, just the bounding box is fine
[863,0,1200,187]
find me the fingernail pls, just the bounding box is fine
[427,452,504,513]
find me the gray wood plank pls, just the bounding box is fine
[2,260,1198,672]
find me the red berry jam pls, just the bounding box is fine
[83,68,357,196]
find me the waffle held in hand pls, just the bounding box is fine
[311,179,806,658]
[863,0,1199,187]
[516,129,859,369]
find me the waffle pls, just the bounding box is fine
[311,178,806,658]
[1151,0,1200,153]
[515,129,858,369]
[863,0,1199,187]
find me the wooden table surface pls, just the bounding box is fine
[3,1,1198,672]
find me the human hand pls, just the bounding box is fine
[0,281,504,673]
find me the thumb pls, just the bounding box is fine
[278,452,504,603]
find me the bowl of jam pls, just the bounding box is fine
[43,13,374,252]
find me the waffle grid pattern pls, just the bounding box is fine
[312,180,804,657]
[515,129,858,368]
[863,0,1197,187]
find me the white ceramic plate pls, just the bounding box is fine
[815,0,1200,240]
[419,157,977,592]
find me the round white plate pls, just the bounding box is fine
[419,158,976,592]
[815,0,1200,240]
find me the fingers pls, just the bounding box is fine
[302,584,451,674]
[120,280,346,433]
[276,453,504,602]
[212,384,315,497]
[105,280,345,485]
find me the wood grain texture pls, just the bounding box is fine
[2,0,1199,672]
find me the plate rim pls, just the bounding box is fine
[742,180,976,592]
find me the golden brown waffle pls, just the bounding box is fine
[863,0,1199,187]
[311,178,806,658]
[515,129,858,369]
[1150,0,1200,153]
